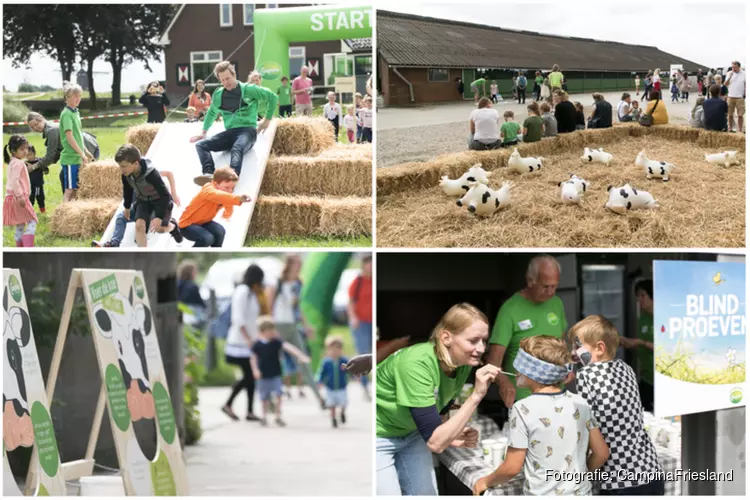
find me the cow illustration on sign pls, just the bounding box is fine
[92,282,158,461]
[3,287,35,452]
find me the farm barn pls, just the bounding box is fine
[377,10,705,106]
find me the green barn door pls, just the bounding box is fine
[463,68,475,100]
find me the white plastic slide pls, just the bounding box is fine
[98,120,277,248]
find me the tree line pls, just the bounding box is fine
[4,4,176,108]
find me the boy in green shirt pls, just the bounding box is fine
[277,76,292,117]
[500,110,521,147]
[59,82,94,203]
[522,102,545,143]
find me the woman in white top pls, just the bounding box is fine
[617,92,633,122]
[271,255,324,407]
[468,97,502,150]
[223,264,265,421]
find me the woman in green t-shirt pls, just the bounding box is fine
[376,303,501,495]
[522,102,545,143]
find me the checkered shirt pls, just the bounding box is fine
[577,359,663,490]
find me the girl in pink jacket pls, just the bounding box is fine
[4,135,38,246]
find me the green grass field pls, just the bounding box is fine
[3,103,369,248]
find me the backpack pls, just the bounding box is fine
[209,302,232,339]
[517,76,527,89]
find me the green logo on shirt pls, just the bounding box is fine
[547,312,559,326]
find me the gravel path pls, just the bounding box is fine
[377,121,469,167]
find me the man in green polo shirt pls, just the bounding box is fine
[471,77,488,103]
[621,279,655,412]
[487,255,569,406]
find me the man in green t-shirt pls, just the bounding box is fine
[620,279,655,412]
[277,76,293,117]
[471,78,487,103]
[548,64,564,91]
[487,255,569,406]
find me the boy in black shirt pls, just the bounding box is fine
[251,316,311,427]
[115,144,183,247]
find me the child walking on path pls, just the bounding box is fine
[116,144,183,247]
[178,167,251,247]
[343,105,357,143]
[251,316,311,427]
[4,135,38,247]
[323,92,342,141]
[25,145,46,214]
[317,336,349,428]
[569,316,665,495]
[60,82,94,203]
[473,336,609,496]
[490,81,499,104]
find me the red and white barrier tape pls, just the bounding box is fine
[3,111,149,126]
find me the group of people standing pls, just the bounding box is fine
[468,64,566,105]
[376,256,661,496]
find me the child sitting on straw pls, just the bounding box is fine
[178,166,251,247]
[629,101,642,122]
[688,96,706,128]
[94,170,180,248]
[4,135,38,247]
[251,316,311,427]
[116,144,183,247]
[25,145,46,214]
[60,82,94,203]
[343,105,357,144]
[473,336,609,496]
[568,316,664,495]
[184,106,199,123]
[317,335,350,428]
[357,96,373,143]
[500,110,521,147]
[522,102,544,143]
[323,91,342,142]
[540,102,558,137]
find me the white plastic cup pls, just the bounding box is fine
[481,439,497,465]
[492,438,508,468]
[78,476,125,496]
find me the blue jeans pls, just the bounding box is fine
[195,127,257,176]
[376,432,438,495]
[110,208,135,245]
[181,221,225,247]
[352,321,372,387]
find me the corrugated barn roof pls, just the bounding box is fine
[377,11,705,72]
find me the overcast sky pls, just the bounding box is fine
[377,0,746,70]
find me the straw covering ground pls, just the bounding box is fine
[49,118,372,243]
[377,125,744,248]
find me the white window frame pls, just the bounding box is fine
[289,46,307,77]
[219,4,232,27]
[190,50,224,86]
[243,4,255,26]
[266,3,278,8]
[427,68,450,83]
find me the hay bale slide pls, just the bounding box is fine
[377,125,744,248]
[50,117,372,244]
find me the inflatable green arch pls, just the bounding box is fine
[253,5,372,95]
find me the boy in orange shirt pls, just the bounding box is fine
[178,166,251,247]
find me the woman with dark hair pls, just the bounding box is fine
[640,71,653,102]
[222,263,266,421]
[469,97,502,150]
[643,90,669,125]
[177,259,205,309]
[587,93,613,129]
[553,90,577,133]
[188,80,212,118]
[139,81,170,123]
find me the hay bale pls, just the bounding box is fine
[249,196,323,237]
[125,123,162,156]
[318,197,372,237]
[696,130,746,150]
[77,160,121,200]
[49,199,119,238]
[649,124,701,143]
[272,117,336,156]
[319,143,372,159]
[262,155,371,197]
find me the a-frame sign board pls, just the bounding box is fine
[3,269,66,496]
[28,269,188,495]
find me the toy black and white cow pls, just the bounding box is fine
[508,148,544,174]
[705,151,740,168]
[558,174,590,206]
[580,147,613,166]
[605,183,659,214]
[456,180,514,216]
[635,150,675,182]
[440,164,492,196]
[3,288,34,452]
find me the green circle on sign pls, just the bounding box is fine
[30,402,60,478]
[153,382,176,445]
[730,388,743,404]
[547,312,559,326]
[104,364,131,431]
[9,275,22,302]
[150,450,176,496]
[259,62,281,81]
[134,277,145,299]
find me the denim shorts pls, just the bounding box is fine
[258,376,283,401]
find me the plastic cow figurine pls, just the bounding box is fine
[508,148,544,174]
[439,164,492,196]
[636,150,675,182]
[559,174,590,206]
[605,183,659,214]
[456,180,514,216]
